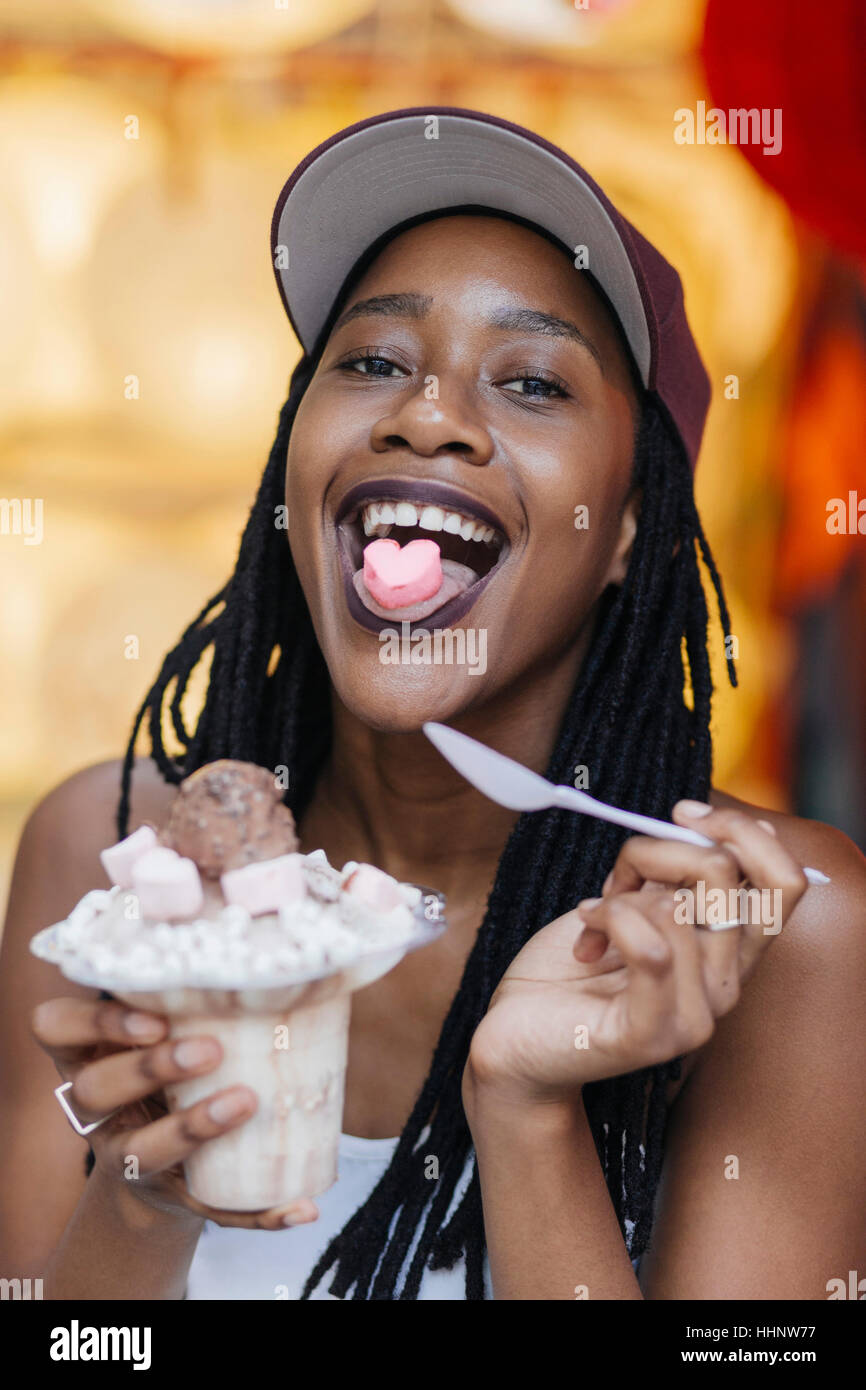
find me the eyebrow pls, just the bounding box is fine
[486,306,603,369]
[332,293,432,333]
[332,294,603,370]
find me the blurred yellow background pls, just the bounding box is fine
[1,0,863,922]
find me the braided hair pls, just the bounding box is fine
[115,342,735,1299]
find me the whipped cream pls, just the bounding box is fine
[44,849,422,988]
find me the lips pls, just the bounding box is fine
[333,478,510,633]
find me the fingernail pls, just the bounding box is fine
[575,925,606,959]
[602,872,614,895]
[125,1011,165,1038]
[208,1091,254,1124]
[674,799,713,817]
[577,897,602,913]
[757,819,777,836]
[174,1038,217,1069]
[281,1203,316,1227]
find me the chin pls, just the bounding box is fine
[326,658,491,734]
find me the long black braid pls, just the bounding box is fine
[114,352,735,1299]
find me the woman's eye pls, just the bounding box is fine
[501,374,567,401]
[344,354,406,378]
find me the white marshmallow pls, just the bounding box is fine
[221,853,307,917]
[100,825,158,889]
[342,863,405,913]
[131,846,203,920]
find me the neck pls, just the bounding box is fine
[298,641,590,907]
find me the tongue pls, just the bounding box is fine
[355,539,478,621]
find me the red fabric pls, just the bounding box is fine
[773,311,866,609]
[701,0,866,262]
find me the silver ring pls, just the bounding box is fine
[54,1081,118,1136]
[698,918,742,933]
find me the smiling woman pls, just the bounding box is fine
[5,107,865,1304]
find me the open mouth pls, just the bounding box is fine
[334,479,510,633]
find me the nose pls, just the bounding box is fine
[369,380,494,468]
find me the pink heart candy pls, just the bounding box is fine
[363,538,442,610]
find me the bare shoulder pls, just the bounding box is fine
[3,755,177,959]
[24,754,176,849]
[1,753,177,1065]
[667,790,866,1096]
[710,787,866,962]
[645,793,866,1297]
[711,785,864,878]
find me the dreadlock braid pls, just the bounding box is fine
[116,360,735,1299]
[116,354,326,839]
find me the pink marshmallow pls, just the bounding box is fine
[363,538,442,610]
[343,863,405,914]
[130,847,203,919]
[100,824,158,889]
[220,853,306,917]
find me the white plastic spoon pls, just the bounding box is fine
[423,722,830,886]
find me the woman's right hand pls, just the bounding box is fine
[31,995,319,1231]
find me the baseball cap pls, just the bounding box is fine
[270,106,710,469]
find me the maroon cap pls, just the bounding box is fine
[271,107,710,470]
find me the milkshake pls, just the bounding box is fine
[31,761,445,1210]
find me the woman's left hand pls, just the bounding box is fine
[464,803,810,1109]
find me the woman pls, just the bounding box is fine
[1,108,864,1301]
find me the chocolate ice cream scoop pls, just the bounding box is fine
[158,760,298,879]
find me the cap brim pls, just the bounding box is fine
[272,109,651,384]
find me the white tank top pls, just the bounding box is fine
[185,1131,494,1300]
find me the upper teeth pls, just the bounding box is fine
[360,501,498,543]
